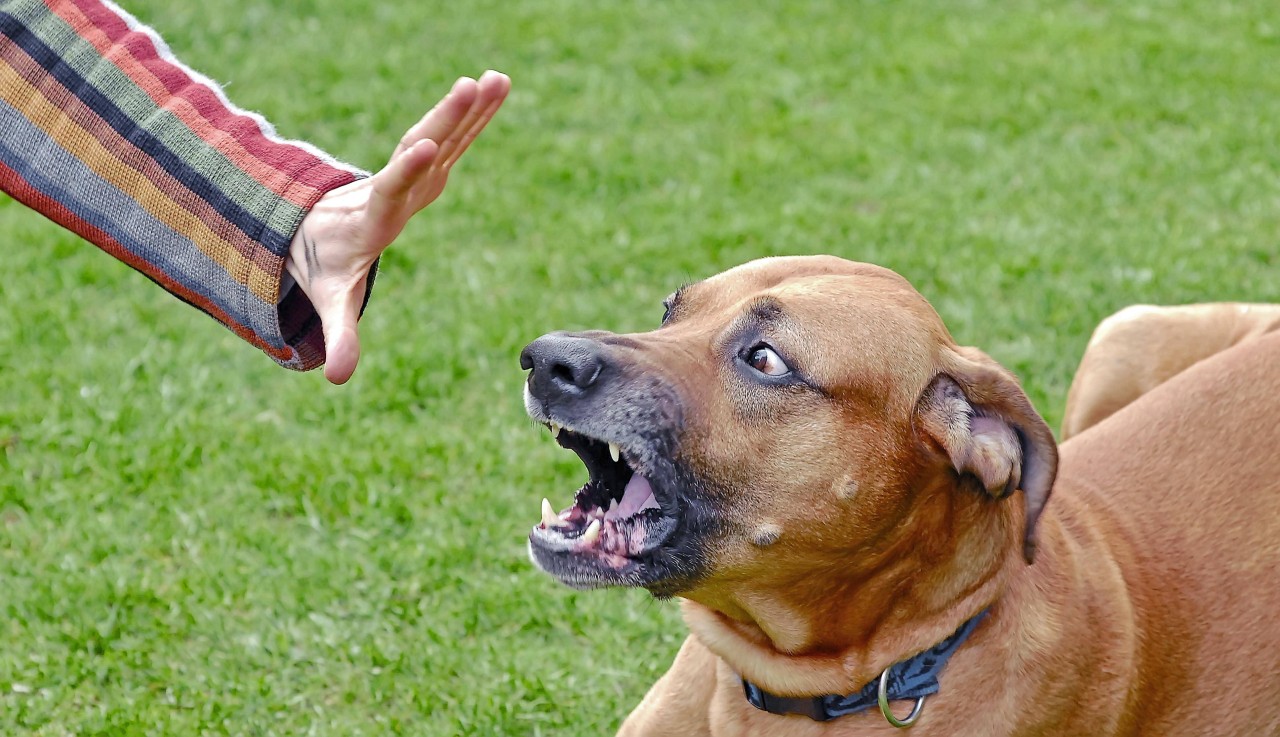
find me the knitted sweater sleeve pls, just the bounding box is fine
[0,0,369,370]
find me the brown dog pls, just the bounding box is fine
[519,256,1280,736]
[1062,302,1280,440]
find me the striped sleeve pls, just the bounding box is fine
[0,0,370,370]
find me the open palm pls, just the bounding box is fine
[287,70,511,384]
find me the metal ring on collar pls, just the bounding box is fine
[877,670,926,728]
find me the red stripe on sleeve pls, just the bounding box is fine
[55,0,361,201]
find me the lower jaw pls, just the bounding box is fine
[528,506,689,588]
[527,543,643,589]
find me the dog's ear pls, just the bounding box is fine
[914,348,1059,564]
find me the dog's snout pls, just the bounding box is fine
[521,334,608,398]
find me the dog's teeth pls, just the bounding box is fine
[609,443,621,462]
[550,423,561,438]
[581,519,601,544]
[607,498,619,515]
[541,498,558,528]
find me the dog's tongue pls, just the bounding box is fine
[609,473,659,520]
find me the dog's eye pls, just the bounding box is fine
[745,345,790,377]
[661,301,673,325]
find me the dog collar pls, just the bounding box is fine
[741,608,989,727]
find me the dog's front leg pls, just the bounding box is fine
[617,636,716,736]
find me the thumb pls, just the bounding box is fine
[318,283,365,385]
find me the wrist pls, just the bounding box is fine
[286,222,319,292]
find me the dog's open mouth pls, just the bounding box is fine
[528,423,679,587]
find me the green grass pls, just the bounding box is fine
[3,0,1280,733]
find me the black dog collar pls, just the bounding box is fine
[741,609,989,725]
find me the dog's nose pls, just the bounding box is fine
[521,333,607,397]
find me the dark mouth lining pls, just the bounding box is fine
[533,427,665,561]
[562,431,634,518]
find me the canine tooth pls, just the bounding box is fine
[581,519,601,544]
[550,423,561,438]
[609,443,621,462]
[541,498,558,528]
[607,498,619,515]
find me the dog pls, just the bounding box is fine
[519,256,1280,736]
[1061,302,1280,440]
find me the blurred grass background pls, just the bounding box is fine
[2,0,1278,733]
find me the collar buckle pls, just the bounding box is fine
[877,669,926,728]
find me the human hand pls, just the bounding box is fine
[287,70,511,384]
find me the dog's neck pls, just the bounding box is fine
[681,475,1026,696]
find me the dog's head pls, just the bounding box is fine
[520,256,1057,602]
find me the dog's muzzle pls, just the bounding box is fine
[520,332,693,591]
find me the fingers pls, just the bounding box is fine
[381,70,510,216]
[309,71,509,387]
[432,70,510,170]
[373,138,439,205]
[441,94,506,170]
[393,77,478,160]
[363,139,438,230]
[390,70,507,162]
[391,71,508,214]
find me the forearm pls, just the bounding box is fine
[0,0,365,369]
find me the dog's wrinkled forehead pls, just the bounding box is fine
[668,257,953,396]
[679,256,939,321]
[704,254,908,291]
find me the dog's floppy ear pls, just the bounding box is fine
[914,347,1059,564]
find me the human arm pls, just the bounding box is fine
[0,0,507,381]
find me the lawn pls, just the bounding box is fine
[2,0,1279,733]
